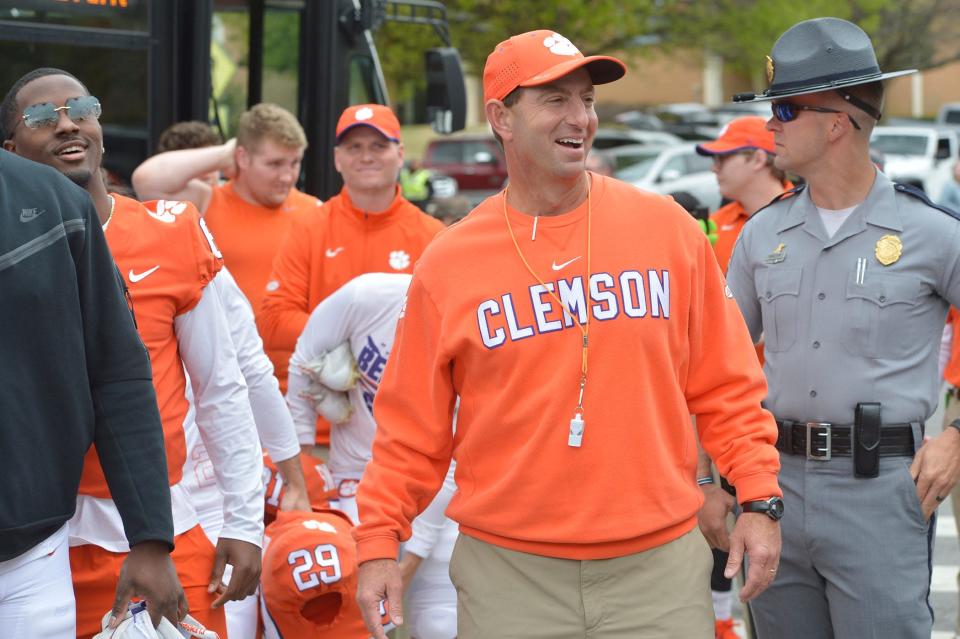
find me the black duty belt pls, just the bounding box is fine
[775,419,915,460]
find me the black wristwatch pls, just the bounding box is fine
[741,497,784,521]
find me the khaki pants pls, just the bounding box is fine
[449,528,714,639]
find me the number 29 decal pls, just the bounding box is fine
[288,544,342,591]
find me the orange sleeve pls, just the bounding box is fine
[354,274,456,563]
[685,232,781,503]
[258,215,314,355]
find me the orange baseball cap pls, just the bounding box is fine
[483,30,627,103]
[335,104,401,144]
[695,116,776,155]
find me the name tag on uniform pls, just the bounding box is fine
[765,243,786,264]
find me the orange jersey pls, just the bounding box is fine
[204,182,319,377]
[261,510,393,639]
[262,453,336,525]
[79,195,222,497]
[259,186,444,443]
[356,175,780,562]
[946,307,960,386]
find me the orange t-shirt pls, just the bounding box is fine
[259,186,444,443]
[203,182,320,378]
[945,307,960,386]
[261,510,394,639]
[79,196,222,497]
[355,175,780,562]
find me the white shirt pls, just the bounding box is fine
[816,204,858,238]
[287,273,411,481]
[70,273,265,550]
[182,268,299,537]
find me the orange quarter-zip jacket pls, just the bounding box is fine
[259,186,444,443]
[356,174,780,562]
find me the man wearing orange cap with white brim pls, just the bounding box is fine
[258,103,444,454]
[354,30,783,639]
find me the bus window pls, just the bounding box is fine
[262,6,299,116]
[0,2,148,32]
[348,55,379,106]
[210,6,249,139]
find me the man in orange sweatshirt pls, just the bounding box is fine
[354,30,783,639]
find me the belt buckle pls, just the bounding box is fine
[805,422,832,460]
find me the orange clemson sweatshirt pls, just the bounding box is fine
[355,174,781,562]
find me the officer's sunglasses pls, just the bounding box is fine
[15,95,102,131]
[771,101,861,131]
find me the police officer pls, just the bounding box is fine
[727,17,960,639]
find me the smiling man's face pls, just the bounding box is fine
[3,73,103,188]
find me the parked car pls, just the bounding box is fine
[650,103,720,140]
[936,103,960,129]
[422,135,507,205]
[870,126,958,200]
[711,101,772,127]
[612,144,721,211]
[593,127,682,150]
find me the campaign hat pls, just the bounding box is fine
[733,17,915,103]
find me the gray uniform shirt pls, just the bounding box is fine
[727,171,960,425]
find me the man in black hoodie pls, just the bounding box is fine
[0,147,185,636]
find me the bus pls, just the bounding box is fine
[0,0,467,199]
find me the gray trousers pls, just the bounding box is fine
[751,434,935,639]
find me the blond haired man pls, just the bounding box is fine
[133,103,321,388]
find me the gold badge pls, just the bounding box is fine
[875,235,902,266]
[766,56,775,83]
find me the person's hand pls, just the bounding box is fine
[398,552,424,594]
[910,427,960,519]
[697,483,734,551]
[279,482,311,512]
[108,540,187,629]
[724,512,781,602]
[208,538,262,607]
[357,558,403,639]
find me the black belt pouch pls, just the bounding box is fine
[854,402,881,478]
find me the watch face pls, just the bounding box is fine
[769,497,785,520]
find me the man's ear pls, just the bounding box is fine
[333,146,343,174]
[2,139,14,153]
[486,100,513,142]
[235,144,250,169]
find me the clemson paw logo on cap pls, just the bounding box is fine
[543,33,579,56]
[301,519,338,534]
[355,107,374,121]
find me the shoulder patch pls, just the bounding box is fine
[145,199,189,224]
[894,183,960,221]
[743,183,806,227]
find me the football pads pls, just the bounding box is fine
[299,342,359,392]
[299,382,353,424]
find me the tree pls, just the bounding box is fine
[663,0,960,90]
[372,0,662,115]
